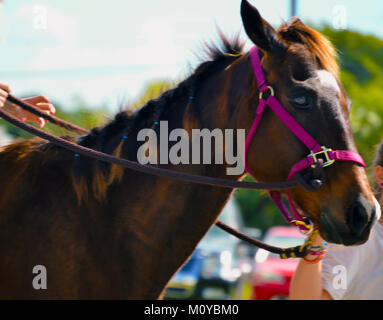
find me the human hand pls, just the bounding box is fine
[1,83,56,128]
[20,96,56,128]
[4,95,56,128]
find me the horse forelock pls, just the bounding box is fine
[278,18,339,77]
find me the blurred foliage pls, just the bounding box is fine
[1,27,382,233]
[130,80,175,110]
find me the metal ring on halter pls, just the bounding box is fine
[291,218,314,236]
[259,86,275,100]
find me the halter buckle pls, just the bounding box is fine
[309,146,335,168]
[259,86,274,100]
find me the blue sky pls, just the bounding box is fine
[0,0,382,112]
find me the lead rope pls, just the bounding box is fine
[3,95,306,192]
[3,94,317,259]
[216,220,318,259]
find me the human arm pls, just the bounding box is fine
[289,233,333,300]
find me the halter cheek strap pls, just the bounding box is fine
[244,46,366,232]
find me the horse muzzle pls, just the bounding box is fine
[319,196,379,246]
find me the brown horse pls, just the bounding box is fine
[0,1,377,299]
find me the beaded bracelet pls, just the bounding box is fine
[307,249,327,256]
[307,241,327,256]
[310,241,327,250]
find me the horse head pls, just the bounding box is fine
[239,0,378,245]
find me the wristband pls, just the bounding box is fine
[307,241,327,256]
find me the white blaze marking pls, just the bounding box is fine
[316,70,340,94]
[374,197,381,222]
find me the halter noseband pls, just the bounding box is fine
[244,46,365,233]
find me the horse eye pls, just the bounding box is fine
[292,96,309,108]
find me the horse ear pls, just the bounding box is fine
[240,0,282,52]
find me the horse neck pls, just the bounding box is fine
[102,60,255,298]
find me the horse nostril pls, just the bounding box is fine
[347,200,369,236]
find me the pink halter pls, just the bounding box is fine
[244,46,365,232]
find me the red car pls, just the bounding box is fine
[252,226,305,300]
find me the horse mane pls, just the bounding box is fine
[277,18,339,76]
[199,31,245,62]
[110,32,245,139]
[72,32,245,203]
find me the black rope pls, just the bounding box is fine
[216,220,311,259]
[0,105,300,191]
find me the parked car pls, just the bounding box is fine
[164,200,259,300]
[252,226,305,300]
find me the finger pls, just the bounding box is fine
[34,103,56,114]
[0,89,9,98]
[38,118,46,129]
[0,96,6,108]
[22,110,43,123]
[22,107,53,123]
[23,95,50,105]
[0,83,11,92]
